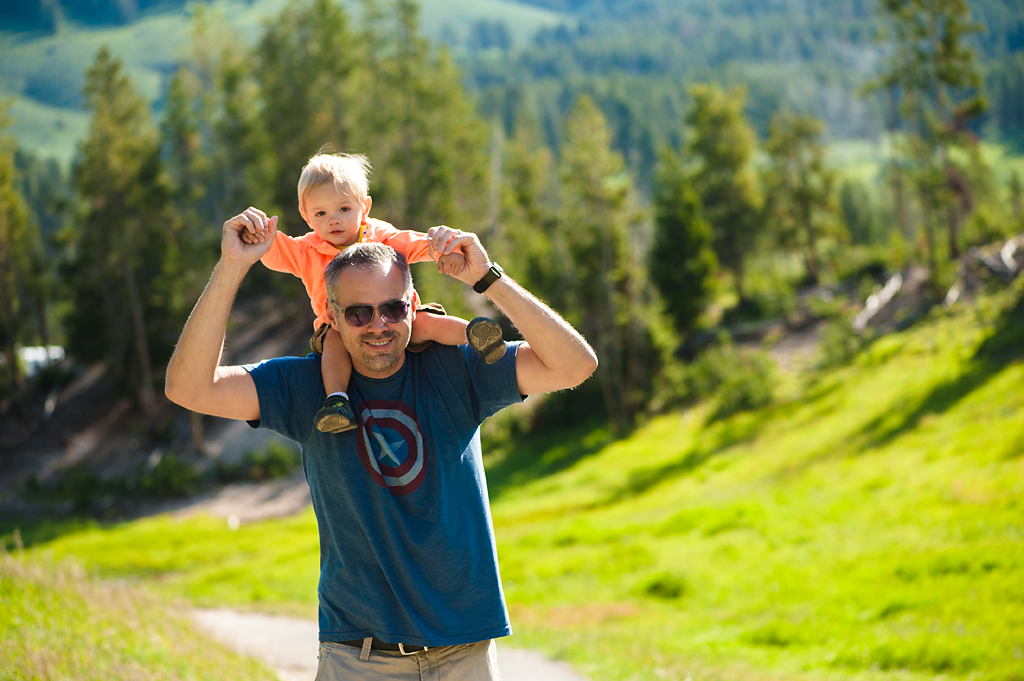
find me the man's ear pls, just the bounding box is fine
[325,300,339,331]
[409,289,421,322]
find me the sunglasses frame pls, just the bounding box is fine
[333,298,411,328]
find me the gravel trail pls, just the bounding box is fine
[191,608,587,681]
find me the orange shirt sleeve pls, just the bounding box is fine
[363,218,435,264]
[260,232,327,327]
[260,231,309,276]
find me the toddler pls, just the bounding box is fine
[244,153,505,433]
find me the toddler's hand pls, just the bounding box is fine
[437,252,467,276]
[238,214,269,244]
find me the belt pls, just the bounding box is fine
[340,637,430,655]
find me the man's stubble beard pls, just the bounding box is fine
[355,330,405,373]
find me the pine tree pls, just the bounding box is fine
[651,147,717,335]
[1009,170,1023,225]
[496,110,560,297]
[683,84,762,306]
[557,96,674,432]
[256,0,359,227]
[0,98,36,406]
[352,0,488,231]
[64,47,173,421]
[876,0,987,271]
[762,112,840,285]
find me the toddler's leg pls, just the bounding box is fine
[314,328,357,434]
[413,311,506,365]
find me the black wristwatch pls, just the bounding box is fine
[472,262,503,294]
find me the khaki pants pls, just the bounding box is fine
[314,639,501,680]
[310,303,447,355]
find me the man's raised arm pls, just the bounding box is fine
[164,208,278,421]
[427,227,598,396]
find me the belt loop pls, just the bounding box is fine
[359,637,372,662]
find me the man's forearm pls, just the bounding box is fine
[483,275,598,394]
[164,259,250,410]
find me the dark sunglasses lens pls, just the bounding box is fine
[344,305,374,327]
[379,301,409,323]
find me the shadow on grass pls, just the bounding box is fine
[484,421,611,499]
[597,413,766,507]
[0,516,98,551]
[854,285,1024,451]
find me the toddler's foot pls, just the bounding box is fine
[315,394,357,434]
[466,317,506,365]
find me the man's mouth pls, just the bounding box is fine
[361,333,397,348]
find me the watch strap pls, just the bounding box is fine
[473,262,503,294]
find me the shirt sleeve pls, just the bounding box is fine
[244,355,323,442]
[423,342,525,425]
[467,341,526,422]
[260,232,308,276]
[367,219,435,264]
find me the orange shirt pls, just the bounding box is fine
[260,217,436,328]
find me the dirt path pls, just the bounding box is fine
[191,607,587,681]
[179,478,586,680]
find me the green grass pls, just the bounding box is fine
[4,282,1024,680]
[829,136,1024,194]
[0,547,278,681]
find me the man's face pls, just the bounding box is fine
[327,262,417,378]
[301,182,372,249]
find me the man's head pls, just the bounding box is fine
[298,153,373,249]
[324,243,419,378]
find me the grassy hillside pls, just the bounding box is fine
[3,280,1023,680]
[0,548,279,680]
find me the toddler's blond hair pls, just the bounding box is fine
[297,152,371,212]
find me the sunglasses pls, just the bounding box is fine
[334,299,410,327]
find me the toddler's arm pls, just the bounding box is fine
[411,311,470,347]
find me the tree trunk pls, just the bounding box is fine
[946,201,961,259]
[921,195,941,294]
[0,251,23,404]
[124,261,157,421]
[887,88,907,238]
[802,205,820,285]
[190,411,207,455]
[487,117,504,243]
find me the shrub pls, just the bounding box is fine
[216,441,300,483]
[639,571,690,600]
[139,453,202,498]
[818,317,864,368]
[688,337,778,419]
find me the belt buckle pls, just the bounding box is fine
[398,643,428,656]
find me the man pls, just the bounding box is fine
[165,207,598,679]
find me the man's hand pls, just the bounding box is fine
[427,226,490,287]
[222,207,278,266]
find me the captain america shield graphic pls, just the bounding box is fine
[355,400,428,495]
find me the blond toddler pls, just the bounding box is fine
[242,153,505,433]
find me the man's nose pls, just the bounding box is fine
[367,309,389,330]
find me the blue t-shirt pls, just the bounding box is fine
[245,342,523,646]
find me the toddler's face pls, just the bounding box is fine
[301,182,371,249]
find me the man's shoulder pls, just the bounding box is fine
[246,353,321,385]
